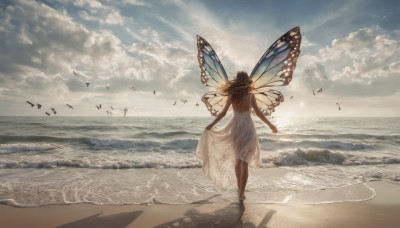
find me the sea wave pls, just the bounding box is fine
[86,138,198,151]
[160,139,198,151]
[264,148,400,167]
[0,158,201,169]
[86,138,161,150]
[259,138,378,151]
[0,136,199,152]
[268,148,346,166]
[0,143,58,154]
[260,133,400,141]
[1,148,400,169]
[132,131,194,138]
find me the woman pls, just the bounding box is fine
[196,71,277,201]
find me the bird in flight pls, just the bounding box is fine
[51,108,57,115]
[336,102,342,110]
[37,103,42,109]
[317,88,323,93]
[86,82,90,87]
[173,101,177,106]
[181,99,188,104]
[290,96,294,99]
[153,90,156,95]
[45,112,51,116]
[312,90,315,96]
[26,101,35,108]
[66,104,73,109]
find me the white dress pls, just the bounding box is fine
[196,94,261,189]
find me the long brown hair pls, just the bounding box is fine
[220,71,254,103]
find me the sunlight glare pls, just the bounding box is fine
[274,114,291,128]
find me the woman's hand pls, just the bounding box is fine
[270,125,278,134]
[206,124,213,130]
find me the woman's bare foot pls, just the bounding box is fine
[239,193,246,201]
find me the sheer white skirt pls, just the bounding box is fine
[196,110,261,189]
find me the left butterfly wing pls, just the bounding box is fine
[250,27,301,115]
[197,35,229,88]
[201,91,228,117]
[197,35,229,116]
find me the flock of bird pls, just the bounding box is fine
[26,70,341,116]
[25,70,200,116]
[290,75,342,111]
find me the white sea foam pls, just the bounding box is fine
[0,167,391,207]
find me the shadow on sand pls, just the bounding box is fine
[155,202,276,228]
[56,211,143,228]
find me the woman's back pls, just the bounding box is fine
[231,94,252,114]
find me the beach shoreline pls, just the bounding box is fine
[1,181,399,228]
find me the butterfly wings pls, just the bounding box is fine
[197,27,301,116]
[250,27,301,115]
[197,35,229,116]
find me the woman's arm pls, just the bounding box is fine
[251,94,278,133]
[205,96,232,130]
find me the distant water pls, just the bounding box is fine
[0,116,399,207]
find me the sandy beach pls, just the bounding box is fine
[0,181,399,228]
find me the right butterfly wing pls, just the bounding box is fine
[250,27,301,115]
[250,27,301,87]
[201,91,228,117]
[197,35,229,116]
[197,35,229,88]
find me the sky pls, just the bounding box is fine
[0,0,399,117]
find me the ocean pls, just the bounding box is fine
[0,116,399,207]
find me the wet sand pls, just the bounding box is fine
[1,181,399,228]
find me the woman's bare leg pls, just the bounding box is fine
[235,159,241,190]
[239,161,248,200]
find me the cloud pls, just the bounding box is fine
[301,36,315,48]
[122,0,150,7]
[78,10,99,22]
[0,0,139,101]
[129,29,192,65]
[78,9,124,25]
[73,0,103,9]
[105,9,124,25]
[296,26,400,97]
